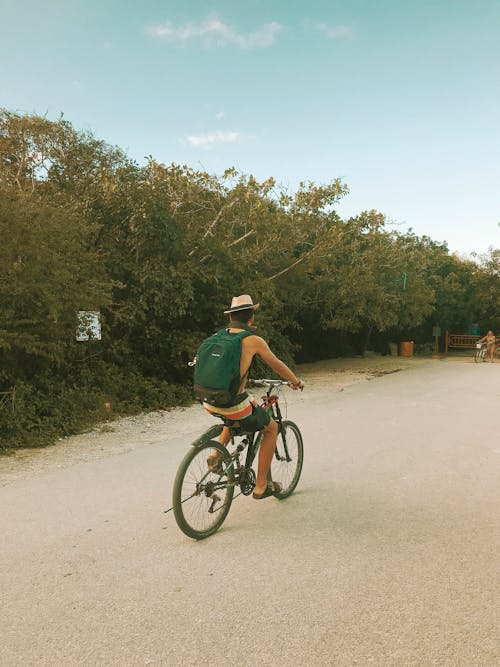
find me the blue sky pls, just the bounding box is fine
[1,0,499,256]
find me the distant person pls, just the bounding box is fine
[478,330,496,362]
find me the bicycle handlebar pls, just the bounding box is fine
[249,378,292,387]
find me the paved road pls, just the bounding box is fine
[1,361,499,666]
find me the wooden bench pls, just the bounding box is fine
[445,332,499,353]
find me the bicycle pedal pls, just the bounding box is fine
[208,494,221,514]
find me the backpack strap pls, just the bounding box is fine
[223,322,255,386]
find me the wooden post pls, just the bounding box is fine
[445,330,449,354]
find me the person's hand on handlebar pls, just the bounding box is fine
[292,378,305,391]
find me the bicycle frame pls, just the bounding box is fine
[166,379,294,516]
[200,381,291,495]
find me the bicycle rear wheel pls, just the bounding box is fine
[271,420,303,499]
[172,441,235,539]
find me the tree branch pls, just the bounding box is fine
[266,255,306,281]
[202,197,239,241]
[188,197,239,256]
[228,229,255,247]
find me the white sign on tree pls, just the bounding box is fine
[76,311,101,342]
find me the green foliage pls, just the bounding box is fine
[0,366,192,451]
[0,108,498,449]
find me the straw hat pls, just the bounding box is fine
[223,294,260,314]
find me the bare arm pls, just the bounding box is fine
[253,337,304,389]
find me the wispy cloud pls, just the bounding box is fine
[317,23,353,39]
[146,16,284,49]
[215,111,225,120]
[186,130,240,148]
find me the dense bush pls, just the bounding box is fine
[0,366,192,450]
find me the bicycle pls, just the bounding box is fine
[474,343,500,362]
[474,343,488,363]
[171,379,304,540]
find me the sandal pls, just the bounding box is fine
[252,481,282,500]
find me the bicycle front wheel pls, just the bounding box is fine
[271,420,304,499]
[172,441,235,540]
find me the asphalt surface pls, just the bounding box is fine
[1,360,499,666]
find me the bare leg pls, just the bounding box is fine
[207,426,230,470]
[254,419,278,496]
[218,426,231,446]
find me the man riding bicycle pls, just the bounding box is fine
[201,295,304,500]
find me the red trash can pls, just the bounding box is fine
[398,341,414,356]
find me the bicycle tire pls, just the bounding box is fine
[271,420,304,499]
[172,440,235,540]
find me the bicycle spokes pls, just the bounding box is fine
[173,445,235,538]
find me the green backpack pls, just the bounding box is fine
[193,325,254,407]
